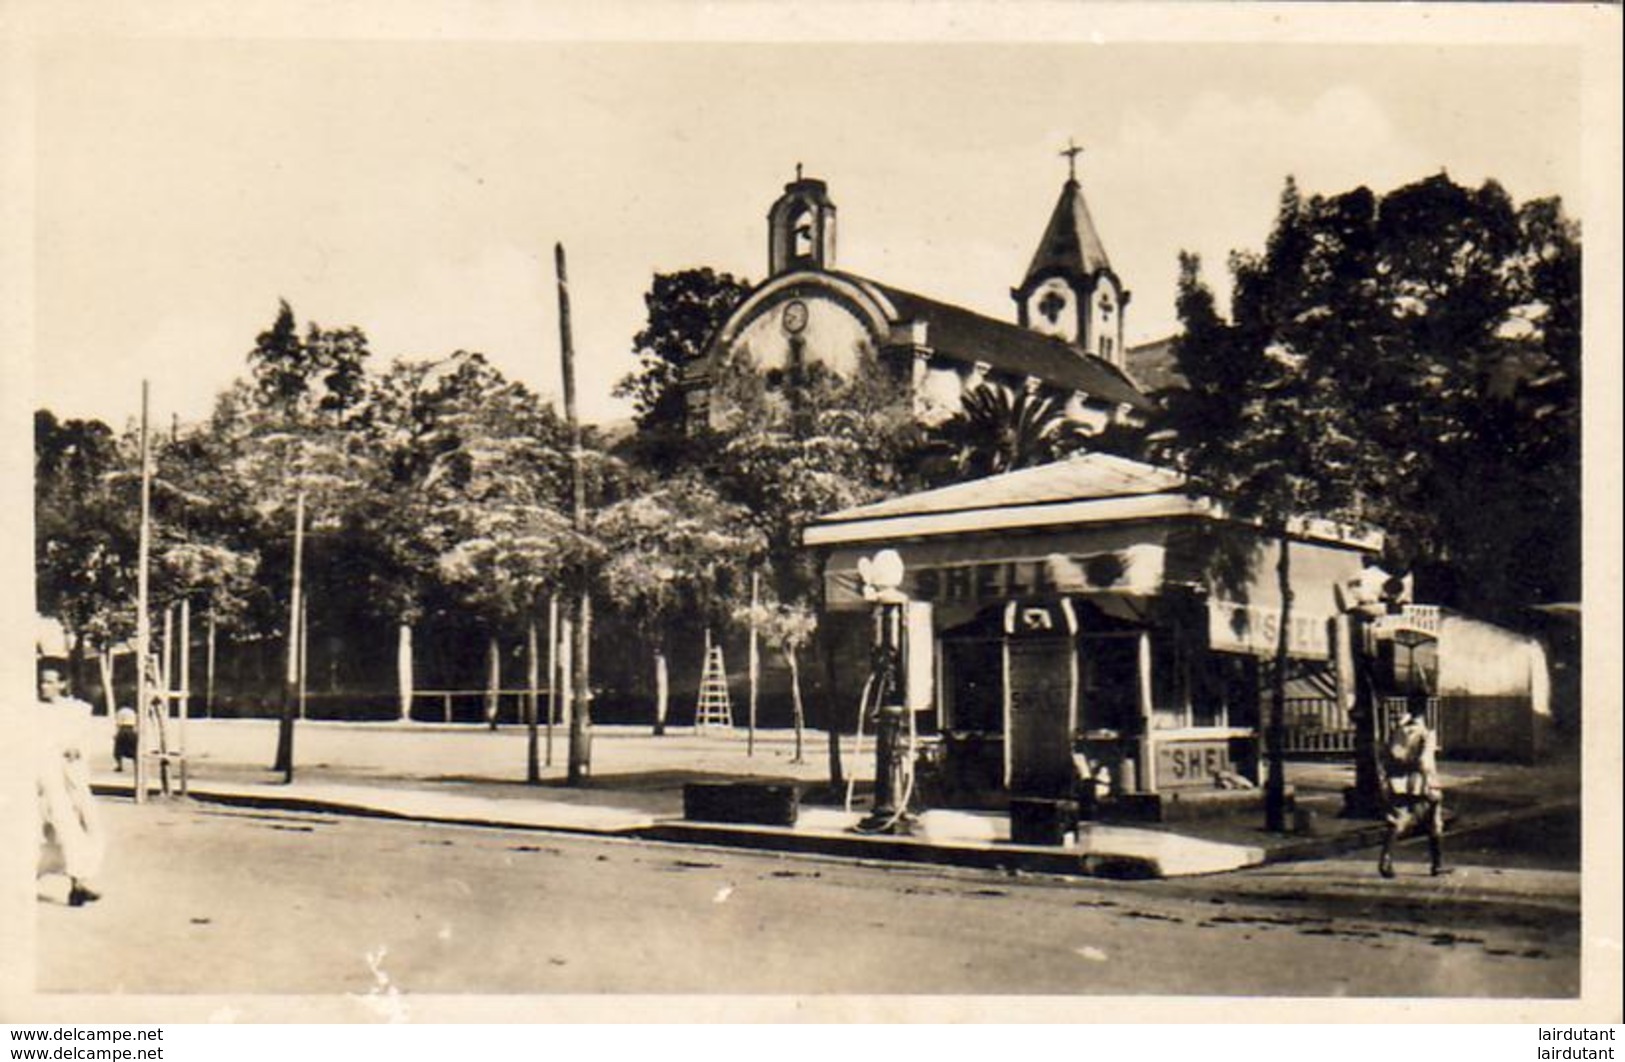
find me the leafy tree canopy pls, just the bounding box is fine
[930,382,1088,482]
[614,268,750,451]
[1157,172,1580,621]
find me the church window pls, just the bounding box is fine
[790,206,814,258]
[1038,289,1068,324]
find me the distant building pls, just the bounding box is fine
[682,163,1163,433]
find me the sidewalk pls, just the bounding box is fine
[88,719,1580,882]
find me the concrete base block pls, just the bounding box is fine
[682,781,799,826]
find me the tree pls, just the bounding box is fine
[35,411,133,694]
[1157,180,1374,832]
[36,409,262,712]
[216,303,381,775]
[1356,178,1581,620]
[594,473,764,734]
[402,353,583,730]
[1157,172,1582,828]
[932,381,1086,481]
[703,347,921,783]
[248,299,371,422]
[613,268,750,467]
[733,596,818,763]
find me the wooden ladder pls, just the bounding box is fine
[694,645,734,731]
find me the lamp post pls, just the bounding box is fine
[855,550,914,835]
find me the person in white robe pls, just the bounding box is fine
[37,666,106,906]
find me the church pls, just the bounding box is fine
[681,158,1161,432]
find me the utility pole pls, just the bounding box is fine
[273,491,305,782]
[298,593,309,721]
[557,243,592,785]
[134,382,152,805]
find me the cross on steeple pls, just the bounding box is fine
[1060,139,1084,182]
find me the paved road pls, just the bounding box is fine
[35,800,1578,998]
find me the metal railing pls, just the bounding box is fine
[1280,696,1355,754]
[409,687,556,725]
[1278,695,1441,756]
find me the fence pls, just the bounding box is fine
[408,687,557,726]
[1279,695,1442,756]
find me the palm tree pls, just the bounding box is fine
[936,382,1085,480]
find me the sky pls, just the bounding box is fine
[16,15,1595,433]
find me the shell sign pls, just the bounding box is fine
[1208,600,1332,659]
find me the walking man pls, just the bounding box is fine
[1378,697,1446,879]
[37,666,107,906]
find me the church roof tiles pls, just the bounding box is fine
[859,276,1151,410]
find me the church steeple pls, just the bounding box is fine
[1012,145,1129,368]
[1023,174,1114,283]
[768,166,837,276]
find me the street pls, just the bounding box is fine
[36,798,1579,998]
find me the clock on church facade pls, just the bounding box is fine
[681,165,1156,434]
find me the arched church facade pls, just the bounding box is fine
[682,167,1156,433]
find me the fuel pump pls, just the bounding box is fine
[850,550,919,835]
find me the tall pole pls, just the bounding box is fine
[557,243,592,785]
[274,491,305,781]
[298,593,309,721]
[134,382,152,804]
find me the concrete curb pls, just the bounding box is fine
[90,779,1258,880]
[1260,800,1576,865]
[89,776,1574,885]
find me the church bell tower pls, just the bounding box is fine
[1012,144,1129,369]
[768,166,837,276]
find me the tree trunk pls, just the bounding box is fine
[786,646,806,765]
[653,645,669,736]
[748,572,760,757]
[546,596,558,766]
[66,629,87,709]
[820,627,845,787]
[98,648,116,718]
[397,622,414,723]
[557,617,573,729]
[526,620,541,784]
[178,598,190,793]
[485,634,501,730]
[206,611,217,718]
[1265,533,1292,832]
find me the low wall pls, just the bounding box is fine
[1438,694,1550,764]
